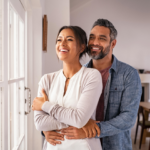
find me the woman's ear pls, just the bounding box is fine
[80,44,85,53]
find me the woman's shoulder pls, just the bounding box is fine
[82,67,102,84]
[83,67,101,78]
[39,70,62,85]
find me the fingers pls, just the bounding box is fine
[47,135,64,141]
[41,89,48,101]
[61,129,74,134]
[44,131,64,146]
[31,105,34,110]
[61,132,74,136]
[66,136,78,139]
[48,131,64,138]
[88,128,93,138]
[91,127,97,137]
[61,126,74,133]
[95,121,100,123]
[82,127,89,138]
[48,139,62,146]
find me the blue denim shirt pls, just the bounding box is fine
[84,55,142,150]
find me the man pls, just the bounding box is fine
[42,19,142,150]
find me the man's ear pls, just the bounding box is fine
[111,39,117,49]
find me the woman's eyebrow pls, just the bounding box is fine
[66,36,74,38]
[57,36,74,38]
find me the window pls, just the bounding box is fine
[0,88,3,150]
[0,0,3,149]
[8,5,25,150]
[0,0,2,81]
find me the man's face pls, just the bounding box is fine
[88,26,112,60]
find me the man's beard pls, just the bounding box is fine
[88,44,111,60]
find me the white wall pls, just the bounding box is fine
[32,0,70,149]
[71,0,150,70]
[42,0,70,75]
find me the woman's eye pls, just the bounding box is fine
[68,39,73,41]
[57,39,61,42]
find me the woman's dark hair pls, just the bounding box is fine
[56,26,88,59]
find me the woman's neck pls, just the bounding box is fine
[63,61,82,78]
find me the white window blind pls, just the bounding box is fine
[0,0,3,149]
[0,0,2,81]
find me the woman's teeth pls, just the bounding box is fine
[60,49,68,52]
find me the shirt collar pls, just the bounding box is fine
[87,54,118,73]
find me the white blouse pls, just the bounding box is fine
[34,66,103,150]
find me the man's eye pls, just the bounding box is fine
[100,38,106,40]
[57,39,61,42]
[89,37,94,39]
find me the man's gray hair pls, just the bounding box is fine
[92,19,117,42]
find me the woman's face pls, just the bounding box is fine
[56,29,80,62]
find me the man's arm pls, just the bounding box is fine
[61,69,142,139]
[96,69,142,138]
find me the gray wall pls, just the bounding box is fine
[42,0,70,75]
[71,0,150,70]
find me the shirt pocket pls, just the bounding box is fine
[109,85,124,104]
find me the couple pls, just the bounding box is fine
[32,19,142,150]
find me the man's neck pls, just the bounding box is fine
[92,55,113,71]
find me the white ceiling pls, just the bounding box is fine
[70,0,92,13]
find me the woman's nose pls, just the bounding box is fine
[60,40,66,46]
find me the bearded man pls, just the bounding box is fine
[43,19,142,150]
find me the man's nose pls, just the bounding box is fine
[93,38,99,45]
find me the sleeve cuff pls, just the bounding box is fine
[95,122,101,138]
[42,101,55,114]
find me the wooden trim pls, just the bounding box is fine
[42,15,48,52]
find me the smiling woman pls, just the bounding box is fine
[32,26,103,150]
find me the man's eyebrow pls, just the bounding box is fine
[89,34,107,38]
[99,35,107,38]
[89,34,95,36]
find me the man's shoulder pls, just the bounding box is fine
[115,59,140,84]
[116,59,137,75]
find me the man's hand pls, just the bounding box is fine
[61,126,86,139]
[82,119,100,138]
[32,89,48,111]
[43,131,64,146]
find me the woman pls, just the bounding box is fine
[32,26,102,150]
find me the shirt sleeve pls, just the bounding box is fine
[96,69,142,138]
[34,75,68,131]
[42,70,102,128]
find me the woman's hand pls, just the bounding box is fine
[43,130,64,146]
[32,89,48,111]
